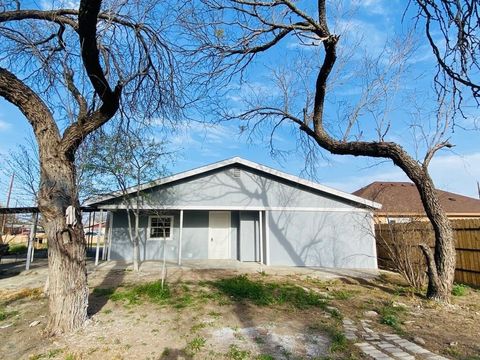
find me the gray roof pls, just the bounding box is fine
[86,157,381,209]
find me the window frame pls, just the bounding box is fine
[147,215,174,240]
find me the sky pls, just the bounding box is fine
[0,0,479,207]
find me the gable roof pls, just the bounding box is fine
[353,181,480,215]
[86,157,381,209]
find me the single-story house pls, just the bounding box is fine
[87,157,381,268]
[353,181,480,224]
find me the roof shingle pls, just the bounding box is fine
[352,182,480,215]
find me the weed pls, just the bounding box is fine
[208,311,221,318]
[226,344,250,360]
[46,348,64,358]
[256,355,275,360]
[328,307,343,320]
[378,301,405,333]
[381,314,399,326]
[28,354,43,360]
[254,336,265,344]
[211,275,326,309]
[103,309,112,314]
[0,306,18,321]
[331,290,354,300]
[311,322,348,353]
[162,348,171,356]
[330,331,348,353]
[185,336,206,356]
[190,322,207,332]
[443,346,460,357]
[172,294,193,309]
[64,354,78,360]
[452,283,468,297]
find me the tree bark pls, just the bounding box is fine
[413,173,456,301]
[133,212,140,272]
[38,152,88,335]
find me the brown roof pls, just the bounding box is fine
[353,182,480,215]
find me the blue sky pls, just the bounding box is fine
[0,0,479,206]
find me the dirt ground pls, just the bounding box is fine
[0,265,479,360]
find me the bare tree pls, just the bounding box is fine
[84,123,172,272]
[1,137,39,206]
[415,0,480,107]
[0,0,181,333]
[182,0,479,302]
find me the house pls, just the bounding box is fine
[353,182,480,224]
[87,157,381,268]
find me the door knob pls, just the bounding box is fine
[211,238,213,242]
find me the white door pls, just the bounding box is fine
[208,211,231,259]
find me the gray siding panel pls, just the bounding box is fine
[109,210,240,261]
[181,211,208,259]
[110,211,180,261]
[268,211,376,268]
[239,212,260,262]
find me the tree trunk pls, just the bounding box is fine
[413,174,456,302]
[38,153,88,335]
[306,127,456,302]
[133,212,140,272]
[126,208,140,272]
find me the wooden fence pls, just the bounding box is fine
[375,219,480,287]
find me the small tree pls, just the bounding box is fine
[85,124,172,271]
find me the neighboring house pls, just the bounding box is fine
[353,182,480,224]
[87,157,380,268]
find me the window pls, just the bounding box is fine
[148,216,173,240]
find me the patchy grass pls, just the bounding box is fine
[451,283,468,297]
[330,290,355,300]
[310,321,349,354]
[256,355,275,360]
[211,275,327,309]
[27,348,64,360]
[107,281,171,305]
[0,306,18,321]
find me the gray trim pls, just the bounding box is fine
[97,204,372,212]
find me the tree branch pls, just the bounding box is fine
[0,67,59,143]
[61,0,122,156]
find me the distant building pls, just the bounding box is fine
[353,182,480,223]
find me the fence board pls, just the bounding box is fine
[375,219,480,287]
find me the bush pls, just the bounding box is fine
[451,283,468,297]
[8,244,28,255]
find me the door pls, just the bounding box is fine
[208,211,231,259]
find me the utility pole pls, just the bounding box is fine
[1,173,15,235]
